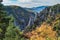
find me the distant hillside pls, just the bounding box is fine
[24,6,47,13]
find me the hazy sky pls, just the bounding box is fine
[2,0,60,8]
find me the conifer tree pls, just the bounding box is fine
[0,0,11,40]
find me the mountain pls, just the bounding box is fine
[4,6,47,30]
[4,6,38,30]
[24,6,47,13]
[32,4,60,27]
[23,4,60,38]
[4,4,60,31]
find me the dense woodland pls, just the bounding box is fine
[0,1,60,40]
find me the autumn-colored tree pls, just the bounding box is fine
[24,22,57,40]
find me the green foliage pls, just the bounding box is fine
[4,26,25,40]
[0,28,2,33]
[53,20,60,34]
[0,3,11,40]
[1,12,25,40]
[50,4,60,14]
[46,37,51,40]
[46,18,51,23]
[0,2,26,40]
[2,15,25,40]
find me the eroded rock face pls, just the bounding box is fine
[5,6,37,30]
[34,4,60,27]
[4,6,46,30]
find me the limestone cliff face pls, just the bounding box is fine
[34,4,60,26]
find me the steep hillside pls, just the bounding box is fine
[3,4,60,31]
[23,4,60,40]
[4,6,47,30]
[4,6,35,30]
[24,22,57,40]
[33,4,60,27]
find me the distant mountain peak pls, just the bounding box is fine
[24,6,47,13]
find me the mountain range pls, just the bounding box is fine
[24,6,47,13]
[4,4,60,30]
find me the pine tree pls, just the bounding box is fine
[3,15,25,40]
[0,1,27,40]
[0,1,11,40]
